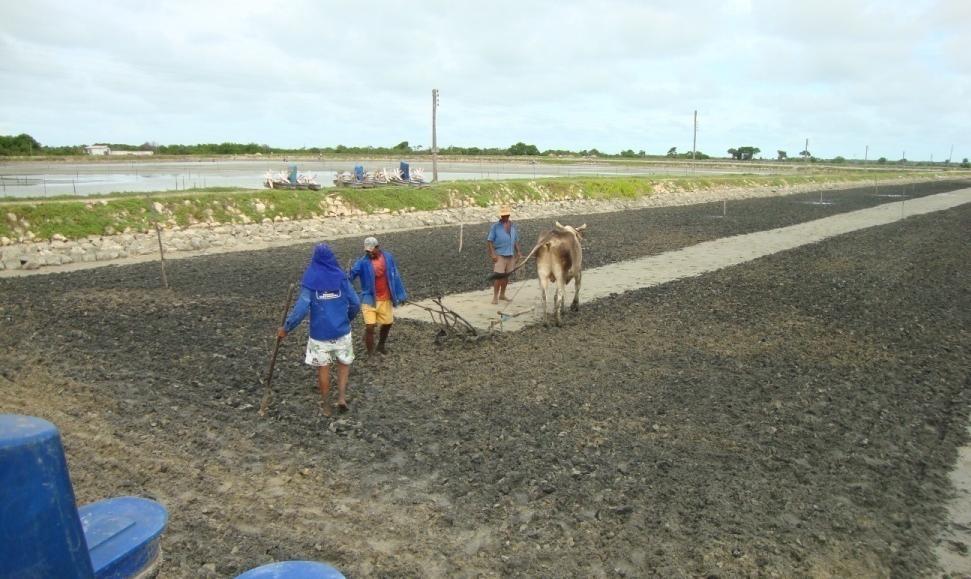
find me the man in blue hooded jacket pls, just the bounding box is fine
[348,236,408,356]
[278,243,360,416]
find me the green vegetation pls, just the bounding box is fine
[728,146,761,160]
[0,134,83,156]
[1,132,956,169]
[671,149,709,160]
[0,134,42,156]
[0,170,935,242]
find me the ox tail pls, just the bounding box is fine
[486,231,555,281]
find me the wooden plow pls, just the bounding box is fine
[404,297,479,340]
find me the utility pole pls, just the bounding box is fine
[692,110,697,161]
[864,145,868,163]
[804,138,809,161]
[948,144,953,163]
[432,89,440,183]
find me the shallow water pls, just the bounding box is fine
[0,159,757,198]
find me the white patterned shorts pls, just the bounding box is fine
[305,332,355,367]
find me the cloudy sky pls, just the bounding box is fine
[1,0,968,160]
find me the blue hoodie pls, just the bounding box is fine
[284,280,361,341]
[285,244,361,340]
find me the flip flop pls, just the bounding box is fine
[337,402,350,413]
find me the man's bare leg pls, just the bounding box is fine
[377,324,392,354]
[317,365,332,416]
[335,362,350,410]
[492,280,500,305]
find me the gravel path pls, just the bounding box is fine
[399,188,971,332]
[0,179,968,577]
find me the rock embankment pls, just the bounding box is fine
[0,180,915,273]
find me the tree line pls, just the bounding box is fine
[1,133,968,167]
[0,133,81,156]
[0,135,718,160]
[0,135,701,159]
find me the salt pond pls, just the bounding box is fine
[0,159,762,198]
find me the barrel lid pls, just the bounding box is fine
[0,414,57,449]
[78,496,169,578]
[236,561,346,579]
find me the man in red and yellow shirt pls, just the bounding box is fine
[349,236,409,356]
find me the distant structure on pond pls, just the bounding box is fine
[83,145,154,156]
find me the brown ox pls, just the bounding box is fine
[490,221,587,326]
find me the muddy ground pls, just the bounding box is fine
[1,180,969,577]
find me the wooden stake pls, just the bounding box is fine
[457,196,466,252]
[155,223,168,289]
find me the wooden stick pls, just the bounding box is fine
[155,223,168,289]
[259,283,297,416]
[458,197,465,252]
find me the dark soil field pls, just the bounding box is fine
[1,180,969,577]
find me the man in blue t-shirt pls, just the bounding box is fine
[486,205,521,305]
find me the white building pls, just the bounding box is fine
[84,144,111,155]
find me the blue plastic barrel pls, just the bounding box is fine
[0,414,96,579]
[399,161,410,180]
[354,164,365,182]
[79,496,168,579]
[288,164,298,184]
[236,560,346,578]
[1,415,169,579]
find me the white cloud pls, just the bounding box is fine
[0,0,966,160]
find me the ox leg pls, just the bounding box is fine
[570,272,581,312]
[554,278,565,327]
[538,275,550,326]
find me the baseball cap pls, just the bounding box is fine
[364,236,379,250]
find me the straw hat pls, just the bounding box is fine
[498,205,512,217]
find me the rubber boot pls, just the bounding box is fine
[364,325,376,355]
[377,324,392,354]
